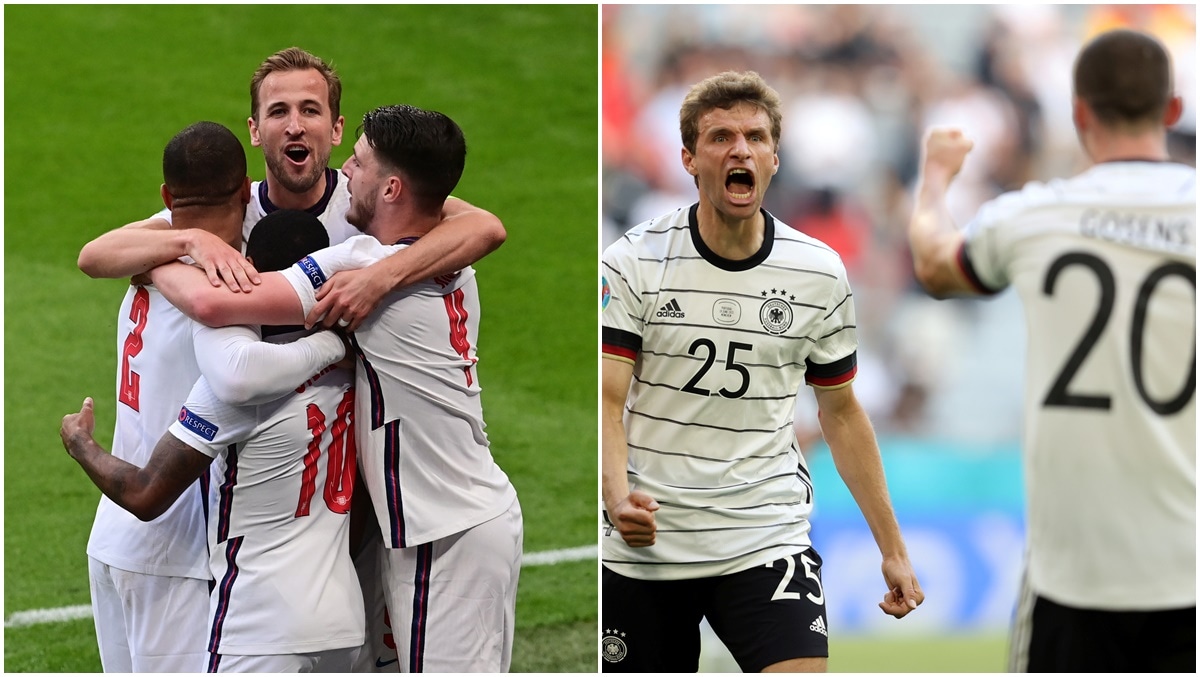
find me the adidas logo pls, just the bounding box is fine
[656,298,685,318]
[809,615,828,637]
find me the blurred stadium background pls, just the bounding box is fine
[4,5,597,672]
[602,4,1195,672]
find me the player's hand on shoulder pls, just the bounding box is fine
[60,397,97,457]
[609,489,659,548]
[878,555,924,619]
[184,229,261,293]
[921,127,973,181]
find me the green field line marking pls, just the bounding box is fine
[5,544,597,629]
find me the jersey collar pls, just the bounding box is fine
[258,168,340,217]
[687,202,775,271]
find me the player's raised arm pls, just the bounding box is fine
[812,384,923,619]
[307,197,505,330]
[60,397,213,522]
[148,261,304,328]
[601,357,659,548]
[908,127,980,299]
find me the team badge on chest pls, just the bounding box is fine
[759,289,794,334]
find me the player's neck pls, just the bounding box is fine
[1084,128,1171,165]
[367,205,439,245]
[263,169,329,211]
[695,201,765,261]
[171,203,244,250]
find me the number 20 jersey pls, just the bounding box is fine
[961,160,1195,610]
[601,204,858,580]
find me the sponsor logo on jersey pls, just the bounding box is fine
[759,291,793,334]
[296,256,327,289]
[809,615,828,637]
[178,406,219,442]
[601,628,628,663]
[657,298,685,318]
[602,276,611,310]
[713,298,741,325]
[375,657,399,668]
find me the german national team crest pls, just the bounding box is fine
[759,290,793,335]
[601,629,628,663]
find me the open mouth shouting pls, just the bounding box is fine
[725,167,755,202]
[284,143,311,167]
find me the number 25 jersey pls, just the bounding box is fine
[602,204,858,580]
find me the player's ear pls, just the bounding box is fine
[240,177,252,204]
[331,115,345,146]
[682,147,698,177]
[160,184,173,210]
[1071,96,1090,134]
[383,175,402,204]
[1164,95,1183,128]
[248,116,262,147]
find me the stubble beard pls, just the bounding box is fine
[264,144,331,195]
[346,197,374,233]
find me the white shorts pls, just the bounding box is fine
[382,497,523,672]
[88,556,209,672]
[352,525,399,672]
[209,647,359,673]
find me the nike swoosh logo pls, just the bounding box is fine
[375,657,399,668]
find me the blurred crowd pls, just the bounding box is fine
[602,4,1197,447]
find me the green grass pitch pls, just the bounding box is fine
[4,5,598,672]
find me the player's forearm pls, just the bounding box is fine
[78,219,190,278]
[150,263,304,327]
[200,329,346,405]
[821,400,909,560]
[908,169,964,295]
[65,435,165,521]
[376,202,506,290]
[602,418,633,513]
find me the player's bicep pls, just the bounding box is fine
[602,357,634,421]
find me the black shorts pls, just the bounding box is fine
[601,548,829,672]
[1015,595,1195,672]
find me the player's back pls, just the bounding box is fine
[174,363,364,656]
[87,283,208,579]
[965,160,1195,609]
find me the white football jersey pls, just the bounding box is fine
[962,160,1196,609]
[601,205,858,580]
[280,235,517,548]
[86,284,209,579]
[168,365,364,655]
[244,169,359,246]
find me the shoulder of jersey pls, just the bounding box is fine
[607,206,690,257]
[772,215,846,270]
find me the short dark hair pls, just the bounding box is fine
[245,209,329,273]
[162,122,247,208]
[1074,29,1173,128]
[357,104,466,213]
[679,71,782,155]
[250,47,342,122]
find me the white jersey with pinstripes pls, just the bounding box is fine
[168,364,364,657]
[280,235,517,548]
[960,160,1195,610]
[601,204,858,580]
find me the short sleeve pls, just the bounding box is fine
[960,192,1024,294]
[805,262,858,389]
[601,238,643,364]
[167,376,258,457]
[280,235,390,317]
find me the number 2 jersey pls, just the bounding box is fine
[601,204,858,580]
[168,354,364,656]
[280,235,517,548]
[960,160,1195,610]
